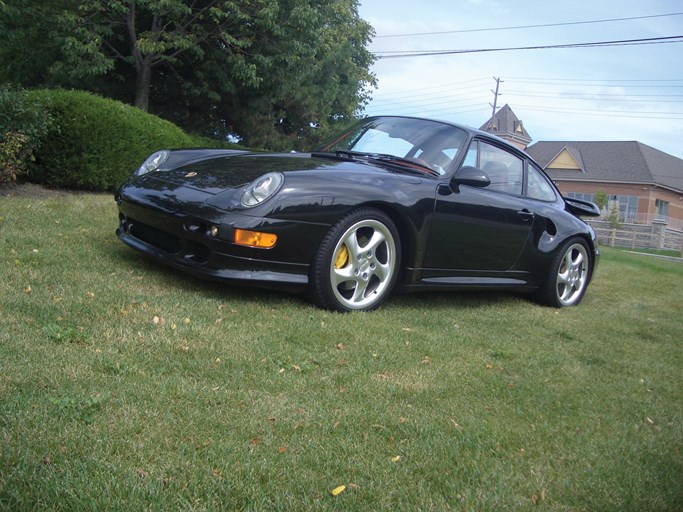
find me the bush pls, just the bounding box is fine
[0,85,53,183]
[25,89,223,191]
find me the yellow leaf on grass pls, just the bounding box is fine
[331,485,346,496]
[391,455,401,463]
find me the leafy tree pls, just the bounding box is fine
[594,190,608,213]
[606,202,622,229]
[0,0,375,149]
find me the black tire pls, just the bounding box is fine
[537,237,592,307]
[309,208,401,312]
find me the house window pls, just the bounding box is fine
[565,193,638,222]
[655,199,669,220]
[566,192,595,203]
[609,195,639,223]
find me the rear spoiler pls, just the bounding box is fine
[564,197,601,217]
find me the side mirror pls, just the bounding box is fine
[564,197,601,217]
[451,166,490,191]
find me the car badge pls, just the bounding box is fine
[185,172,198,178]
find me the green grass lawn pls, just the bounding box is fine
[1,193,681,511]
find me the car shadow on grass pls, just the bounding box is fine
[110,244,298,305]
[111,244,534,313]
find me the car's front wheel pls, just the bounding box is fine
[538,237,592,307]
[310,208,400,312]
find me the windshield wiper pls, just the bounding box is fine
[310,150,365,162]
[366,154,441,177]
[312,150,440,176]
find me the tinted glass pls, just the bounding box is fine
[317,117,469,175]
[461,140,523,195]
[527,163,557,201]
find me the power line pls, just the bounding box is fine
[368,78,491,102]
[374,12,683,38]
[372,96,491,111]
[365,101,683,121]
[375,35,683,59]
[506,80,683,89]
[365,73,683,125]
[507,77,683,83]
[369,77,683,102]
[372,78,683,108]
[515,104,683,119]
[370,87,489,104]
[510,93,683,102]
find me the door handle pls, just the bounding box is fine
[517,209,534,221]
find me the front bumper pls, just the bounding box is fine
[115,193,329,292]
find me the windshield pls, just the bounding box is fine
[316,117,469,175]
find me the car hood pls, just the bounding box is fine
[142,153,381,195]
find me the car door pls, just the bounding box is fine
[422,139,535,273]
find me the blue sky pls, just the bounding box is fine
[357,0,683,159]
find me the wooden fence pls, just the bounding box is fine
[588,220,682,253]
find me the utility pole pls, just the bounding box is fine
[489,77,503,127]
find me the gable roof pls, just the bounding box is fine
[526,140,683,194]
[546,146,583,171]
[480,104,532,145]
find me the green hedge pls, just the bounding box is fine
[0,86,53,183]
[26,89,223,191]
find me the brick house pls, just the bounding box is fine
[481,105,683,231]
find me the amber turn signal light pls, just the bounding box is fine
[234,228,277,248]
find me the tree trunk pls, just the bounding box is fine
[135,58,152,111]
[127,1,153,112]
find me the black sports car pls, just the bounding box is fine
[115,116,600,312]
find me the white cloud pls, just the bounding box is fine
[359,1,683,158]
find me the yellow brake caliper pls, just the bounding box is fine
[334,244,349,269]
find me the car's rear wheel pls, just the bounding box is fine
[538,237,591,307]
[310,208,400,312]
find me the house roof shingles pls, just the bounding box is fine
[526,140,683,194]
[480,104,532,145]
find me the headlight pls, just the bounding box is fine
[241,172,284,207]
[135,150,171,176]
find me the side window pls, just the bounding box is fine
[476,141,523,195]
[462,142,478,167]
[527,163,557,201]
